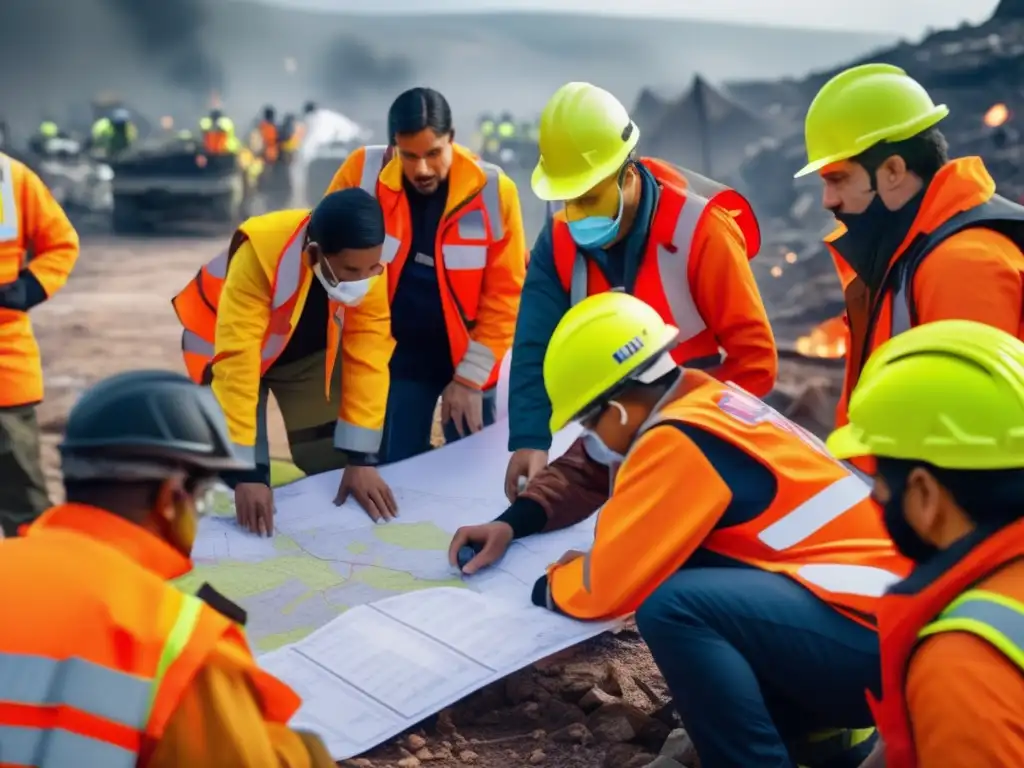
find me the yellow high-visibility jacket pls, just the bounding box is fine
[209,209,393,458]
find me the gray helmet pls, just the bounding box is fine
[59,370,253,481]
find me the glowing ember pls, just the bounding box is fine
[984,103,1010,128]
[795,315,847,359]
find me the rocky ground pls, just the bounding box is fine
[31,234,843,766]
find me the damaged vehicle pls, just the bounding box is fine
[108,136,255,233]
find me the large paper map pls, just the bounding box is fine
[182,419,614,759]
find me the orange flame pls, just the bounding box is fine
[796,315,847,359]
[984,103,1010,128]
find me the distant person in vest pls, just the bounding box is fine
[325,87,527,463]
[200,108,239,155]
[0,370,336,767]
[828,320,1024,768]
[0,149,79,537]
[797,63,1024,474]
[172,189,399,530]
[504,81,777,504]
[452,293,906,768]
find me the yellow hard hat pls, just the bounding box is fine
[827,320,1024,470]
[532,82,640,202]
[794,63,949,178]
[544,292,678,433]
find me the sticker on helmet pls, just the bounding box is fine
[613,336,645,364]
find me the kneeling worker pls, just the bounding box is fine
[0,370,335,766]
[173,189,398,531]
[452,292,909,768]
[827,320,1024,768]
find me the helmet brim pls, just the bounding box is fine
[825,425,872,461]
[531,130,639,202]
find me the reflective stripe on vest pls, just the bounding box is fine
[918,588,1024,671]
[0,154,19,243]
[566,192,709,344]
[358,144,505,266]
[179,221,306,376]
[890,271,913,337]
[0,594,204,767]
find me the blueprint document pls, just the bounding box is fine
[182,418,615,759]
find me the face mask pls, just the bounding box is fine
[875,464,940,564]
[313,263,376,306]
[567,177,626,249]
[580,400,628,466]
[581,430,625,466]
[831,187,923,289]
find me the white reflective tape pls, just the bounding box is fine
[657,193,707,342]
[443,244,488,271]
[757,474,871,550]
[0,154,20,243]
[455,340,497,388]
[477,162,505,241]
[382,234,401,264]
[891,281,912,336]
[569,253,588,308]
[204,249,229,279]
[182,329,214,356]
[360,145,387,197]
[796,563,902,598]
[271,226,306,310]
[334,420,382,454]
[262,333,289,361]
[458,209,488,240]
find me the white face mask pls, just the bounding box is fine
[580,400,628,466]
[313,263,374,306]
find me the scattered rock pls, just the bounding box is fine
[458,750,479,763]
[339,760,373,768]
[660,728,699,765]
[397,757,420,768]
[435,709,457,736]
[603,743,646,768]
[528,749,546,764]
[645,756,689,768]
[587,702,659,744]
[414,746,433,761]
[550,723,593,745]
[531,729,546,740]
[580,686,620,712]
[406,734,427,751]
[540,697,587,729]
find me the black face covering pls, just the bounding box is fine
[875,461,940,564]
[831,187,925,293]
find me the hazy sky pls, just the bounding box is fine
[263,0,1000,35]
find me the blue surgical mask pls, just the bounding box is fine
[581,430,625,466]
[566,182,626,249]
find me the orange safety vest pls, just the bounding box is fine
[551,377,908,624]
[356,144,507,388]
[0,503,300,767]
[550,158,761,369]
[868,518,1024,768]
[203,128,229,155]
[259,120,279,163]
[171,213,344,398]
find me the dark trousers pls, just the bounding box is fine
[0,404,51,536]
[380,378,497,464]
[635,568,879,768]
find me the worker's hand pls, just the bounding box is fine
[448,521,514,575]
[554,549,586,567]
[504,449,548,502]
[235,483,274,537]
[441,380,484,438]
[335,465,398,523]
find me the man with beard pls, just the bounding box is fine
[326,88,527,463]
[827,319,1024,768]
[796,63,1024,473]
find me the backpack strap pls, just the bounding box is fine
[891,195,1024,335]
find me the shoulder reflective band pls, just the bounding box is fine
[919,588,1024,671]
[0,153,20,242]
[0,594,205,767]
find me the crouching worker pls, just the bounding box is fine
[0,370,335,767]
[827,320,1024,768]
[173,189,399,532]
[451,292,910,768]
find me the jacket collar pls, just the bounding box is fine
[377,142,487,218]
[27,503,193,580]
